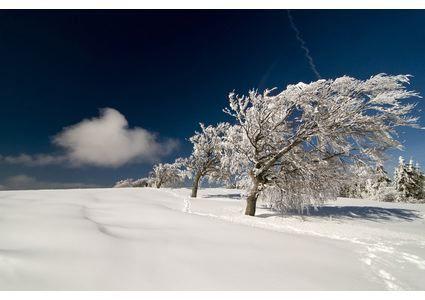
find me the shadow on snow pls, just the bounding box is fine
[256,205,422,222]
[203,193,242,199]
[200,192,422,222]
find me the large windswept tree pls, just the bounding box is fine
[224,74,420,216]
[185,123,230,198]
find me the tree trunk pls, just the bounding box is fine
[245,192,258,216]
[156,179,162,188]
[191,172,202,198]
[245,174,260,216]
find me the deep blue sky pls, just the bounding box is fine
[0,10,424,188]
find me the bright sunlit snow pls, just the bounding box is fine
[0,187,424,290]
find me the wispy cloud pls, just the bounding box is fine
[1,108,179,168]
[287,10,321,80]
[0,174,99,190]
[0,153,66,166]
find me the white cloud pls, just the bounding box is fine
[1,108,178,168]
[1,174,98,190]
[53,108,178,167]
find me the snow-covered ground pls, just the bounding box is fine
[0,187,424,290]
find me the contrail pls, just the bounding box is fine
[287,10,321,79]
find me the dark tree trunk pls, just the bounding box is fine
[191,172,202,198]
[245,175,260,216]
[156,180,162,188]
[245,192,258,216]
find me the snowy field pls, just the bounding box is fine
[0,187,424,290]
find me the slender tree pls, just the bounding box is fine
[185,123,230,197]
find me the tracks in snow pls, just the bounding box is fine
[161,188,425,290]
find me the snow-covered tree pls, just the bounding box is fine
[150,159,186,188]
[408,160,425,200]
[395,156,424,201]
[364,165,391,197]
[185,123,230,197]
[339,163,375,198]
[395,156,407,196]
[224,74,420,216]
[415,162,425,199]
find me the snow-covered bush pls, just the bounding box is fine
[372,186,398,202]
[113,177,151,188]
[224,74,420,215]
[114,178,134,188]
[131,177,151,187]
[365,165,392,196]
[339,164,374,198]
[341,164,392,199]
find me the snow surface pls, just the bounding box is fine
[0,187,424,290]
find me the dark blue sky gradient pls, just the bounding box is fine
[0,10,424,187]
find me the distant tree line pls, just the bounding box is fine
[340,157,425,203]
